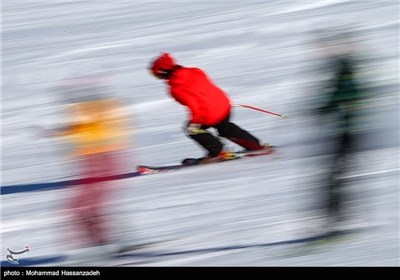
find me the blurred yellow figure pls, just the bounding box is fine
[62,98,130,156]
[58,93,132,248]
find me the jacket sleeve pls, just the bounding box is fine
[171,87,207,124]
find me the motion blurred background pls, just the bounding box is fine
[2,0,399,266]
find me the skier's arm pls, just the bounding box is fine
[171,88,207,124]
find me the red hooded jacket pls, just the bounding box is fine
[168,67,231,126]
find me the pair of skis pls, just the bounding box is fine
[136,104,286,176]
[137,147,276,175]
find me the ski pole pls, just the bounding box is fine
[232,104,288,118]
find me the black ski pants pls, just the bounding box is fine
[185,114,262,157]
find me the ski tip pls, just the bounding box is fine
[137,166,153,175]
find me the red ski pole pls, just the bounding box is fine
[232,104,288,118]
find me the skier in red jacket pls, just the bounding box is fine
[149,53,269,164]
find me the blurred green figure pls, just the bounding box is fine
[317,31,364,225]
[317,51,363,224]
